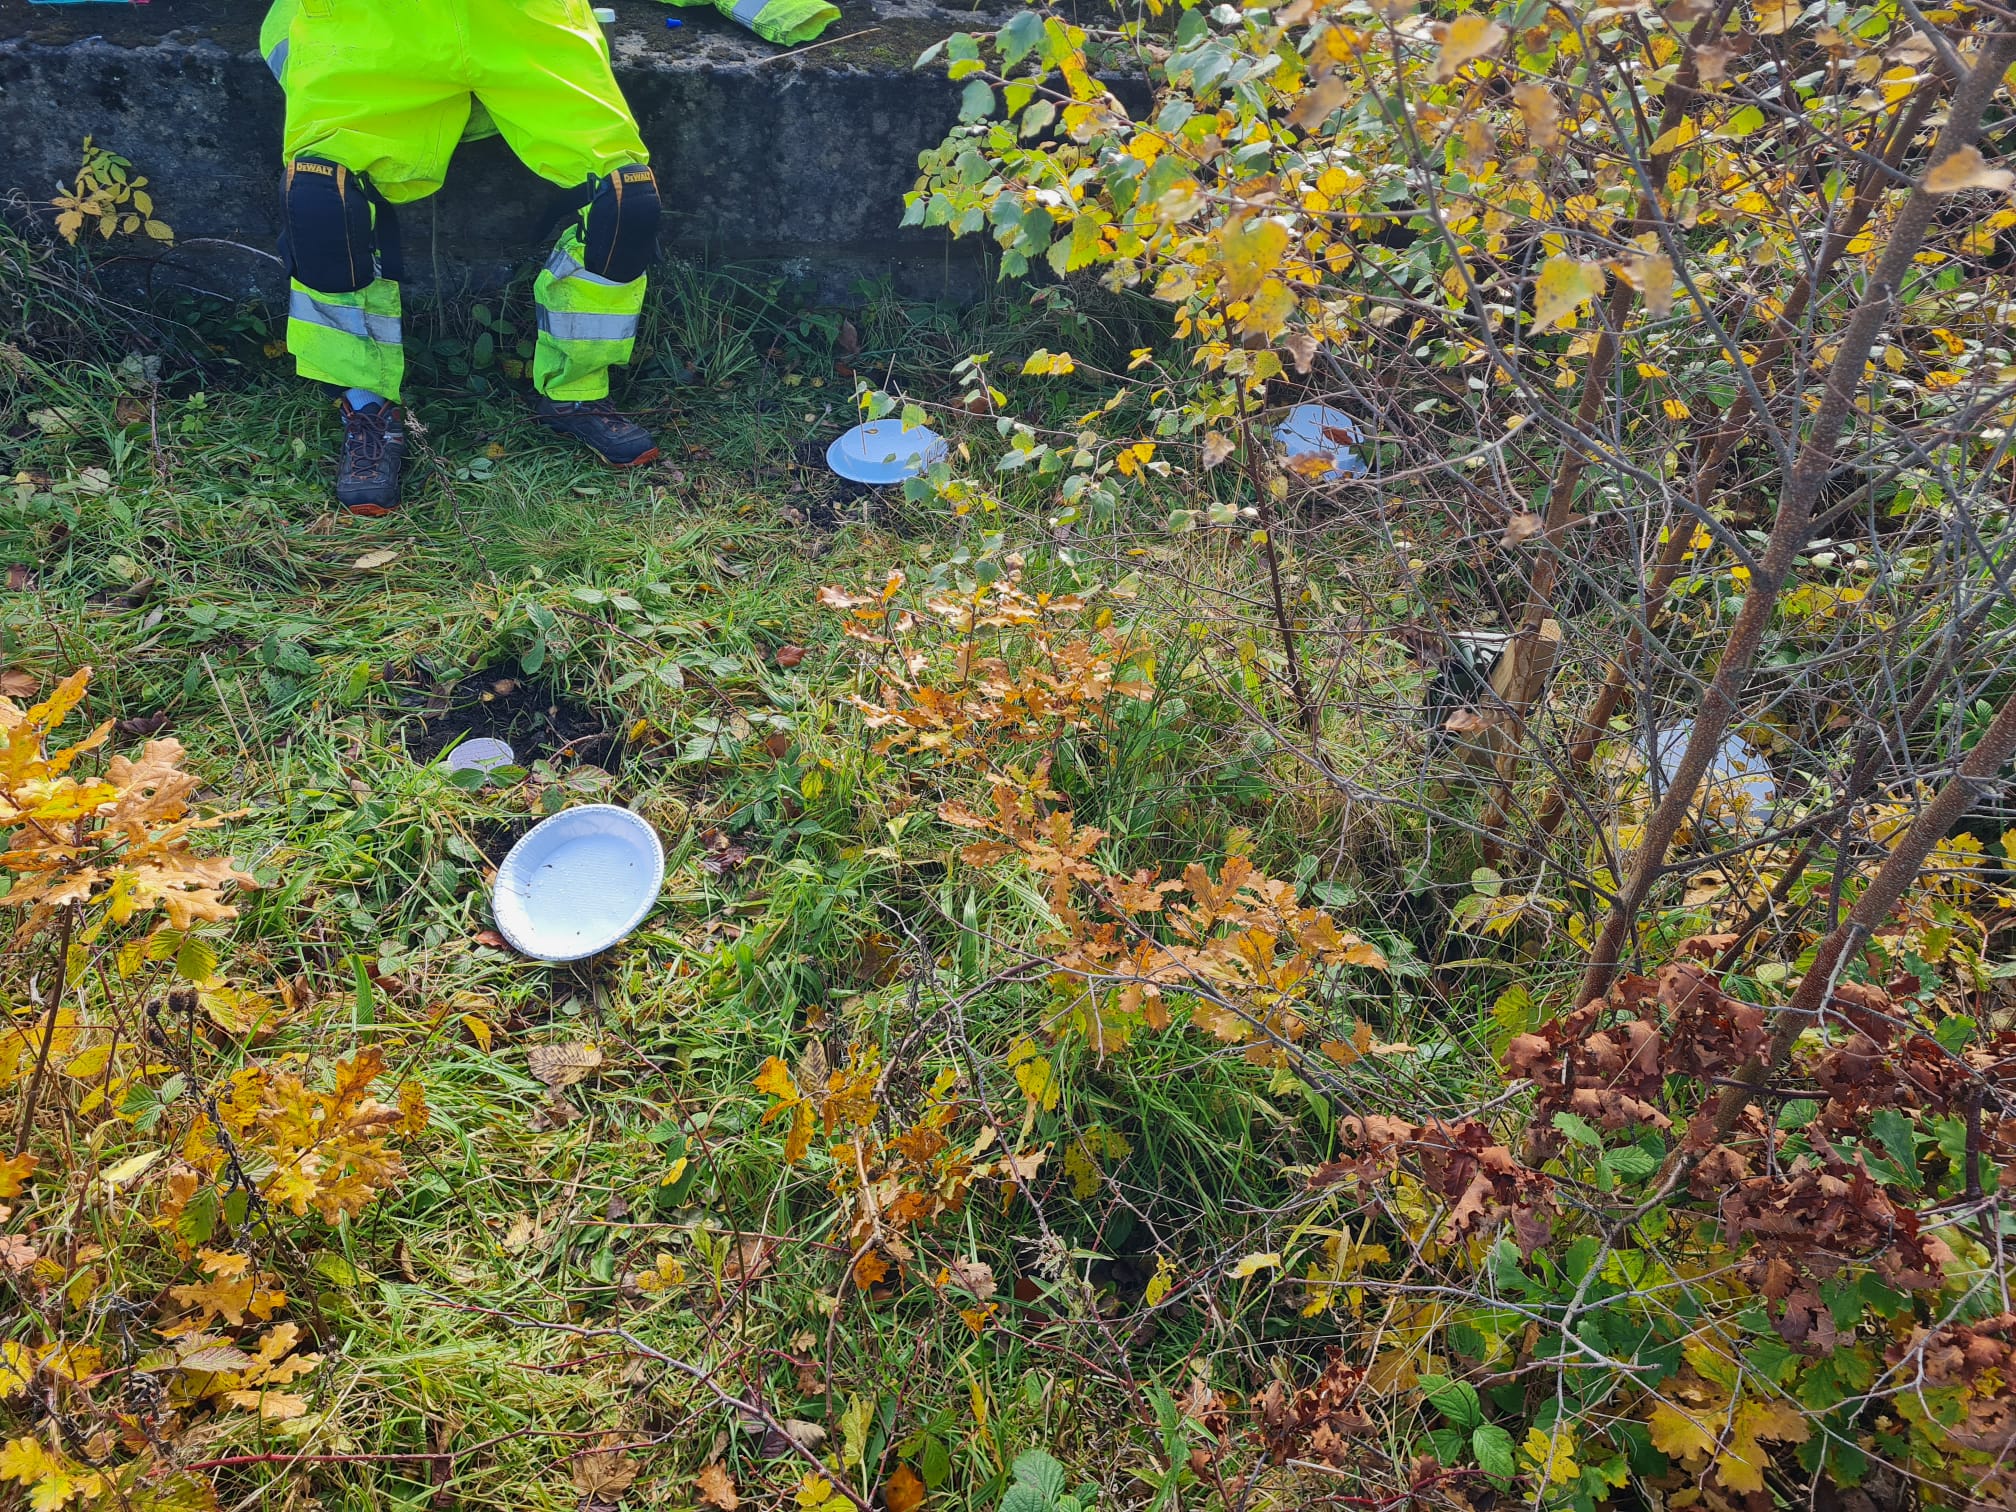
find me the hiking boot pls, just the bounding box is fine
[335,398,406,516]
[533,396,660,467]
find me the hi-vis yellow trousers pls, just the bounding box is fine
[260,0,653,401]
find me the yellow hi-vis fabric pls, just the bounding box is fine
[263,0,650,402]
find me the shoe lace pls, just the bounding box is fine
[344,405,391,468]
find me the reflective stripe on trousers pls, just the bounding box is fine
[290,289,402,346]
[536,307,639,343]
[730,0,767,23]
[265,37,290,82]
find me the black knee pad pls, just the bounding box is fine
[281,156,380,292]
[581,164,660,282]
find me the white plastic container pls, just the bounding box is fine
[1274,403,1369,478]
[826,420,949,485]
[492,805,665,961]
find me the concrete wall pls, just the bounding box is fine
[0,0,1009,301]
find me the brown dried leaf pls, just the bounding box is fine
[571,1441,640,1501]
[696,1462,740,1511]
[528,1043,603,1088]
[1927,145,2016,195]
[883,1464,927,1512]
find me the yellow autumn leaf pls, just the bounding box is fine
[99,1149,162,1190]
[1649,117,1700,156]
[1144,1253,1176,1306]
[0,1343,33,1399]
[1114,442,1157,477]
[1531,256,1607,333]
[224,1388,310,1420]
[1521,1424,1580,1482]
[754,1056,800,1109]
[0,1153,36,1199]
[1926,145,2016,195]
[1007,1037,1062,1111]
[795,1473,849,1509]
[1231,1251,1280,1279]
[1512,82,1561,149]
[1645,1395,1721,1461]
[1753,0,1799,34]
[1220,218,1289,301]
[1021,349,1079,376]
[1714,1398,1810,1493]
[1434,14,1506,81]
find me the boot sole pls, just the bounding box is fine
[340,500,399,518]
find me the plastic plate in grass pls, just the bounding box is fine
[492,804,664,961]
[1274,403,1369,477]
[826,420,948,485]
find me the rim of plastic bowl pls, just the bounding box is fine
[826,420,945,484]
[492,804,665,962]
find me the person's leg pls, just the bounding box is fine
[275,0,469,508]
[469,0,661,461]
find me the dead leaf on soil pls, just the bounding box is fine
[775,644,806,668]
[696,1462,740,1510]
[528,1043,603,1088]
[699,827,753,876]
[883,1464,927,1512]
[723,1235,775,1285]
[353,548,401,571]
[570,1439,640,1503]
[501,1213,543,1253]
[0,670,37,698]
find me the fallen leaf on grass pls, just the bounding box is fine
[0,670,37,698]
[1502,511,1544,547]
[883,1464,927,1512]
[0,1235,37,1272]
[4,566,36,592]
[118,714,169,736]
[723,1235,775,1285]
[699,827,754,876]
[775,644,806,668]
[472,929,510,950]
[696,1462,740,1510]
[353,548,400,571]
[528,1043,603,1088]
[760,1419,827,1458]
[571,1439,640,1503]
[501,1213,543,1253]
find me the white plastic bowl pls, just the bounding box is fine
[826,420,948,485]
[443,736,516,774]
[1646,721,1777,819]
[492,805,664,962]
[1274,402,1369,478]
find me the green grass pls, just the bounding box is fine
[0,253,1472,1512]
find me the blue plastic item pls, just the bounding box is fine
[666,14,683,24]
